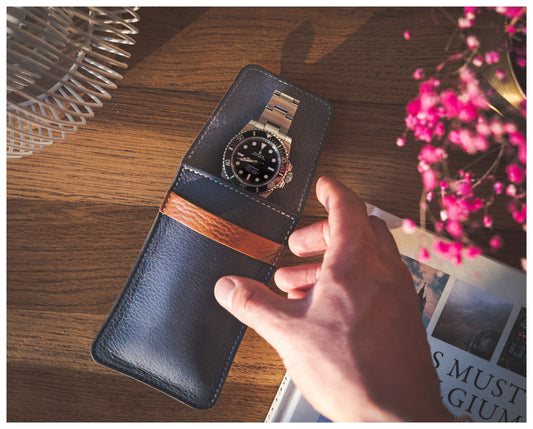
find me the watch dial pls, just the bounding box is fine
[223,130,288,193]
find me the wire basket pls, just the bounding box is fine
[6,7,140,159]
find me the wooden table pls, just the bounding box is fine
[7,7,525,422]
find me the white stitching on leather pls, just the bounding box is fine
[184,65,333,214]
[98,66,332,408]
[178,166,295,220]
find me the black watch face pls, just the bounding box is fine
[223,129,288,194]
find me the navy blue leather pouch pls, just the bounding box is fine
[91,65,334,409]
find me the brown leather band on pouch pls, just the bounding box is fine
[160,191,285,266]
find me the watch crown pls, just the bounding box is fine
[284,172,293,185]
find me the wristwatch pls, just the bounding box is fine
[222,90,300,197]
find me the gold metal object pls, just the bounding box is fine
[475,11,526,112]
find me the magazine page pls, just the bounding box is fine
[391,226,526,422]
[265,374,323,422]
[266,205,526,422]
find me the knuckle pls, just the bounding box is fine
[321,220,331,246]
[306,264,321,286]
[231,282,257,320]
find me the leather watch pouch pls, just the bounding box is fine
[91,64,334,410]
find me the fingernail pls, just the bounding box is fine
[316,177,329,212]
[215,277,236,309]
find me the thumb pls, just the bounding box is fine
[214,276,293,345]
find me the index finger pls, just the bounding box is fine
[315,177,373,259]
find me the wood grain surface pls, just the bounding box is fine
[6,7,525,422]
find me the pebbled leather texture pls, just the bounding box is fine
[91,65,334,410]
[160,191,286,266]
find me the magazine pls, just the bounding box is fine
[265,205,526,422]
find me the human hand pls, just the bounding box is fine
[214,177,453,422]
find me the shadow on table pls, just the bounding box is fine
[125,7,210,73]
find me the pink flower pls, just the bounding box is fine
[463,81,488,109]
[414,125,433,143]
[506,164,525,183]
[504,123,517,134]
[511,204,526,224]
[418,144,445,164]
[458,8,477,29]
[489,235,502,249]
[402,218,416,234]
[476,120,491,136]
[473,135,488,151]
[458,17,474,28]
[418,247,431,262]
[441,194,483,223]
[456,180,473,197]
[405,114,417,129]
[470,198,484,212]
[466,35,479,49]
[446,220,463,237]
[457,103,478,122]
[509,131,525,146]
[420,78,441,92]
[422,168,439,190]
[464,7,478,17]
[406,98,421,116]
[433,240,463,265]
[485,51,500,64]
[495,7,525,19]
[413,68,424,80]
[442,196,466,221]
[495,69,506,80]
[521,258,527,271]
[509,132,526,164]
[420,91,439,111]
[440,90,460,117]
[465,246,482,258]
[449,128,485,154]
[459,67,477,84]
[490,120,505,137]
[433,121,445,138]
[448,129,462,145]
[433,240,447,254]
[399,6,526,267]
[472,56,484,67]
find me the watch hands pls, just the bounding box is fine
[238,157,263,164]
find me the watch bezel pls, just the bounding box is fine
[222,129,290,196]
